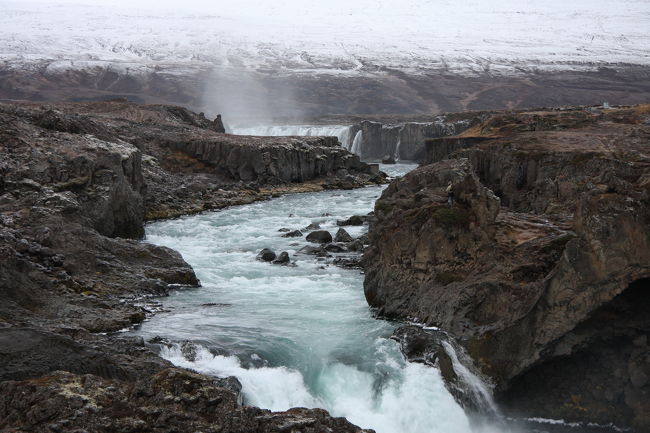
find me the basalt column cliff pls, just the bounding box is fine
[363,105,650,431]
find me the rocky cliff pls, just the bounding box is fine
[353,114,482,161]
[0,100,376,433]
[363,105,650,431]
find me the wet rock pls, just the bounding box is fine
[337,215,365,226]
[304,222,321,231]
[324,243,346,253]
[347,239,364,252]
[278,228,291,232]
[282,230,303,238]
[299,245,331,258]
[332,257,361,269]
[306,230,332,244]
[335,228,354,243]
[391,325,442,365]
[382,154,396,164]
[273,251,291,265]
[257,248,277,262]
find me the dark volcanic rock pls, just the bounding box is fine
[257,248,277,262]
[337,215,365,226]
[282,229,303,238]
[0,368,372,433]
[306,230,333,244]
[273,251,291,265]
[335,228,354,243]
[324,243,346,253]
[363,106,650,430]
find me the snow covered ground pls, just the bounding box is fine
[1,0,649,76]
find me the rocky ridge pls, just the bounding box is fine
[0,100,379,432]
[363,105,650,431]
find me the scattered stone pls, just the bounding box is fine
[256,248,277,262]
[306,230,333,244]
[337,215,365,226]
[324,243,346,253]
[273,251,291,265]
[335,228,354,243]
[282,230,302,238]
[332,257,361,269]
[347,239,364,252]
[304,222,321,230]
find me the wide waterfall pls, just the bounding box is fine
[231,125,355,151]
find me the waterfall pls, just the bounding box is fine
[394,138,401,160]
[230,125,354,149]
[350,130,363,156]
[440,340,499,417]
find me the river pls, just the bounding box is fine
[129,163,609,433]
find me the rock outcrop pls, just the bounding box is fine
[363,105,650,430]
[354,115,480,161]
[0,100,377,433]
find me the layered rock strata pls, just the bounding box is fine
[0,100,377,432]
[363,105,650,430]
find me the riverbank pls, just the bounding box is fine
[0,100,382,432]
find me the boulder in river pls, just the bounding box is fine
[273,251,290,265]
[282,230,303,238]
[337,215,365,226]
[324,243,346,253]
[306,230,332,244]
[256,248,277,262]
[334,228,354,243]
[382,154,396,164]
[347,239,364,252]
[304,222,321,231]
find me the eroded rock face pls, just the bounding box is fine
[363,106,650,430]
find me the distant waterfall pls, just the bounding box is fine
[394,138,401,160]
[350,130,363,155]
[231,125,354,150]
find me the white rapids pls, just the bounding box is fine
[131,164,505,433]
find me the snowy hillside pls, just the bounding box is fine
[1,0,649,76]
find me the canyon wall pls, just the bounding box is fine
[363,106,650,430]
